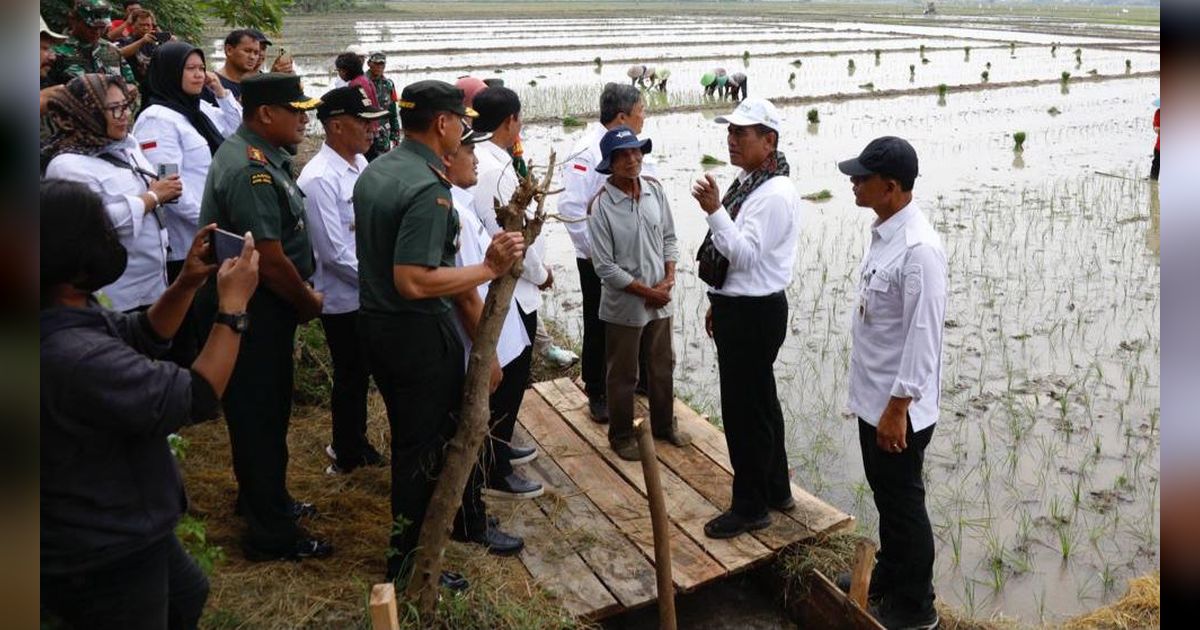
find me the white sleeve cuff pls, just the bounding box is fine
[889,380,922,401]
[705,206,735,232]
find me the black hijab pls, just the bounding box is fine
[146,42,225,155]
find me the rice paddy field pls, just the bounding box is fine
[201,2,1159,626]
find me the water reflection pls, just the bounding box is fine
[1147,180,1159,258]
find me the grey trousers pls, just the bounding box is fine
[605,317,676,444]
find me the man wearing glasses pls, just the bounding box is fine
[196,73,330,562]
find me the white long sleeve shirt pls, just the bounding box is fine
[847,202,947,432]
[451,186,531,368]
[297,143,366,314]
[471,140,548,314]
[45,137,168,311]
[556,122,658,260]
[705,173,802,297]
[132,93,241,262]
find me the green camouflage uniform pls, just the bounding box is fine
[369,74,400,156]
[49,37,136,87]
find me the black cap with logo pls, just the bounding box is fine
[241,73,321,112]
[398,80,476,117]
[317,86,387,121]
[837,136,919,184]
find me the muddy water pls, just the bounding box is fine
[517,75,1160,624]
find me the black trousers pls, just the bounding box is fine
[483,306,536,481]
[163,261,199,368]
[198,290,301,553]
[320,311,372,466]
[858,418,936,611]
[41,534,209,630]
[578,257,647,399]
[1150,148,1160,180]
[359,311,486,580]
[710,291,791,519]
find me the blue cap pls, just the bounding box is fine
[596,126,652,175]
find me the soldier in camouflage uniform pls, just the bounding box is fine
[48,0,137,90]
[365,52,400,161]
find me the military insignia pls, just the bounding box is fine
[247,146,268,165]
[250,172,273,186]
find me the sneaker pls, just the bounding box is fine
[588,395,609,423]
[610,438,641,461]
[703,510,771,539]
[244,537,334,562]
[542,345,579,368]
[482,472,544,499]
[869,597,939,630]
[325,444,386,473]
[508,443,538,466]
[451,525,524,556]
[653,427,693,447]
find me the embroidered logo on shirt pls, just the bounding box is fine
[247,146,268,165]
[250,172,273,186]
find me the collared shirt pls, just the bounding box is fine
[847,202,947,432]
[298,143,367,314]
[45,136,169,311]
[705,172,802,297]
[132,94,242,262]
[588,177,678,328]
[556,122,658,259]
[450,186,531,368]
[353,138,459,316]
[472,140,548,314]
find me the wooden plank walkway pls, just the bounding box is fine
[495,377,854,621]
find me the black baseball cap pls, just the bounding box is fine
[242,73,321,112]
[398,80,475,117]
[317,86,386,121]
[249,28,273,46]
[837,136,919,184]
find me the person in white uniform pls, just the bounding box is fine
[690,97,801,540]
[468,86,545,499]
[44,73,182,313]
[837,136,945,630]
[297,86,389,474]
[133,42,241,364]
[557,82,654,421]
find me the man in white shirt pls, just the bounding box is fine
[298,86,388,474]
[838,136,945,630]
[690,98,801,540]
[469,86,545,499]
[557,83,652,421]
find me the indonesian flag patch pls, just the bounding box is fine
[140,140,157,151]
[572,163,588,172]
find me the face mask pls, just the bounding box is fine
[78,236,128,292]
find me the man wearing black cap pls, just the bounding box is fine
[353,79,526,585]
[837,136,946,630]
[298,87,388,475]
[196,73,331,561]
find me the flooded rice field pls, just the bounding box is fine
[248,11,1159,625]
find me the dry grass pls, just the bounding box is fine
[1061,572,1160,630]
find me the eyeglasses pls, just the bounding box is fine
[103,102,134,119]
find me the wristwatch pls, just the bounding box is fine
[215,311,250,334]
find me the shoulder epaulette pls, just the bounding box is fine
[247,146,268,165]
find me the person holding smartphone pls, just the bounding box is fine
[117,9,170,86]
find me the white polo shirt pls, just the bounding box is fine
[705,173,802,297]
[847,202,947,432]
[297,143,366,315]
[451,186,531,368]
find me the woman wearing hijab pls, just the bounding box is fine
[133,42,241,364]
[44,73,183,314]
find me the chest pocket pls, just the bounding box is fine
[863,269,899,326]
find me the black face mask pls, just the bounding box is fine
[77,235,128,293]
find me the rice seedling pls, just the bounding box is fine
[700,154,726,166]
[1126,59,1132,73]
[592,56,601,67]
[1048,106,1062,115]
[806,108,819,124]
[964,46,971,60]
[1012,131,1026,152]
[561,115,583,127]
[790,59,803,67]
[847,59,855,75]
[937,83,948,97]
[802,189,833,201]
[1051,42,1059,56]
[981,70,989,82]
[858,82,874,91]
[1062,70,1071,82]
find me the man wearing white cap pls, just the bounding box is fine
[691,97,802,539]
[40,16,68,112]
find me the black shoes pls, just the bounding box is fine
[588,395,609,423]
[451,524,525,556]
[869,597,939,630]
[508,443,538,466]
[703,510,771,539]
[325,443,387,474]
[244,537,334,562]
[770,495,796,512]
[483,472,545,499]
[439,571,470,592]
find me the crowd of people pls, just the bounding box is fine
[40,3,951,630]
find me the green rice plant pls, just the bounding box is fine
[1074,47,1082,61]
[790,59,803,67]
[847,59,855,75]
[919,44,926,56]
[937,83,948,97]
[788,72,796,85]
[858,82,874,91]
[742,49,750,60]
[592,56,601,66]
[1125,59,1132,73]
[1012,131,1026,152]
[986,61,992,70]
[700,154,726,166]
[1051,42,1059,56]
[802,189,832,201]
[527,79,537,87]
[964,46,970,60]
[561,115,583,128]
[1048,106,1061,115]
[1062,70,1072,82]
[806,108,819,124]
[909,63,915,75]
[981,70,989,82]
[1010,41,1017,54]
[1057,523,1077,560]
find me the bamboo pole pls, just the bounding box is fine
[635,417,676,630]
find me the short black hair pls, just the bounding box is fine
[40,179,116,304]
[224,29,258,49]
[335,52,364,78]
[472,87,520,133]
[599,83,642,125]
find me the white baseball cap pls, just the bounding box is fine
[345,43,369,56]
[714,97,784,134]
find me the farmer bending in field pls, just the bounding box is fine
[725,72,747,101]
[700,67,728,97]
[627,64,670,91]
[837,136,946,630]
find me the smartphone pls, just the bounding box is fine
[211,228,246,262]
[157,163,179,205]
[155,31,172,43]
